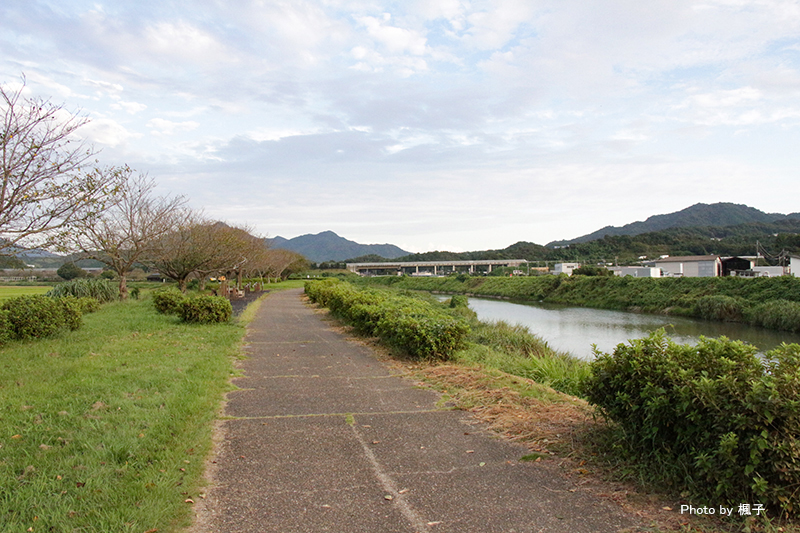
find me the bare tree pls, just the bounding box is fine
[1,76,115,252]
[66,168,186,299]
[161,222,265,292]
[148,216,257,293]
[250,248,307,283]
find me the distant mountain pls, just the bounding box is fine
[270,231,411,262]
[16,248,60,258]
[547,203,800,247]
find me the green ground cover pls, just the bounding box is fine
[0,293,253,532]
[0,285,51,301]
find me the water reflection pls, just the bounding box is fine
[456,297,800,361]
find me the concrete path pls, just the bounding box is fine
[196,288,641,532]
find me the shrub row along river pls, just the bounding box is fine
[451,297,800,360]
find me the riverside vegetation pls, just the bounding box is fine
[306,279,800,521]
[358,273,800,333]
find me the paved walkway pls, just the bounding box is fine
[196,288,641,532]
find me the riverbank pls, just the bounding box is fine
[356,274,800,333]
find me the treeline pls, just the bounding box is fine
[359,274,800,332]
[341,219,800,266]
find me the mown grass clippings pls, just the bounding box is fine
[0,295,244,532]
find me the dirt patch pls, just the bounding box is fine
[229,290,268,316]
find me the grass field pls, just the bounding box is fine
[0,285,51,301]
[0,292,257,532]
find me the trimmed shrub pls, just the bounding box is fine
[76,297,101,314]
[57,296,84,331]
[584,330,800,514]
[2,295,68,340]
[47,278,117,303]
[305,280,469,359]
[153,288,187,315]
[0,309,12,345]
[178,295,232,323]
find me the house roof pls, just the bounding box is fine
[651,255,720,263]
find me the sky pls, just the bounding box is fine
[2,0,800,253]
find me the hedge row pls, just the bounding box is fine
[584,330,800,514]
[305,279,469,359]
[152,289,232,323]
[0,295,99,344]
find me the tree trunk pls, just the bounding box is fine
[178,277,188,293]
[118,275,128,300]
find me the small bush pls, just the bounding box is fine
[0,310,12,345]
[129,287,140,300]
[76,296,101,314]
[57,296,83,331]
[584,330,800,514]
[153,289,186,315]
[2,295,68,340]
[57,262,87,280]
[449,295,469,308]
[179,296,232,323]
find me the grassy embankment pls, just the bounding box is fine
[358,274,800,332]
[0,284,293,532]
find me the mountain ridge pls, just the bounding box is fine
[270,230,411,263]
[547,203,800,247]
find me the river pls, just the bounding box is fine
[443,296,800,360]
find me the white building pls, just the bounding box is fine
[608,266,661,278]
[649,255,721,277]
[553,263,581,276]
[752,266,787,277]
[791,256,800,277]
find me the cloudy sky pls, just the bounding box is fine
[2,1,799,253]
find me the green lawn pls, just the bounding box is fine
[0,294,252,532]
[0,285,51,301]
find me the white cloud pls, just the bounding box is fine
[143,21,234,66]
[357,15,429,56]
[110,99,147,114]
[147,118,200,136]
[464,0,535,50]
[81,117,139,147]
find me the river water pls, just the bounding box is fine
[443,296,800,360]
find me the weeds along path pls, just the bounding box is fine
[193,288,642,533]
